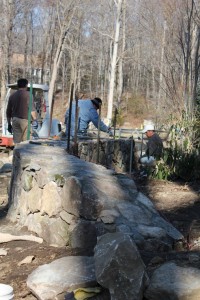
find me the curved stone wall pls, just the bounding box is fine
[7,141,182,249]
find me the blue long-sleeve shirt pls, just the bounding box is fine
[65,99,109,136]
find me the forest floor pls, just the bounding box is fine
[1,174,200,299]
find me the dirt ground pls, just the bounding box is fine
[134,177,200,245]
[0,174,200,299]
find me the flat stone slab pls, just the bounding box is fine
[27,256,96,300]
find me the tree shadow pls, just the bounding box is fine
[135,177,200,248]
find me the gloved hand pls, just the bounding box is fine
[108,128,114,137]
[32,120,38,130]
[8,124,13,134]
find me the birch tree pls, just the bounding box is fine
[116,0,126,107]
[107,0,123,123]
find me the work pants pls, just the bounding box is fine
[140,155,156,166]
[12,117,28,144]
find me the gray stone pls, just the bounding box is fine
[99,209,120,224]
[103,223,117,234]
[0,163,12,173]
[18,191,30,225]
[40,182,62,217]
[80,182,104,220]
[60,211,76,224]
[62,176,82,217]
[21,171,34,192]
[149,256,165,266]
[135,192,158,214]
[25,213,49,237]
[137,225,167,239]
[27,182,42,213]
[94,232,148,300]
[116,225,145,248]
[27,256,96,300]
[116,224,133,235]
[145,262,200,300]
[69,220,97,249]
[0,175,9,206]
[25,163,41,172]
[153,216,183,240]
[36,169,51,188]
[115,174,137,191]
[94,177,131,201]
[25,214,69,247]
[100,216,114,224]
[0,248,8,256]
[44,217,69,247]
[142,238,172,252]
[188,253,200,263]
[117,202,152,225]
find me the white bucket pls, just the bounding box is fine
[0,284,14,300]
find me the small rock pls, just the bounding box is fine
[18,255,35,266]
[188,254,200,263]
[149,256,165,266]
[14,247,23,252]
[100,215,115,224]
[0,248,8,256]
[0,163,12,173]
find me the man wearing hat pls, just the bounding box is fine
[65,97,112,137]
[140,124,163,166]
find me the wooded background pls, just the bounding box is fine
[0,0,200,126]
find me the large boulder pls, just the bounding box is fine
[94,232,148,300]
[145,262,200,300]
[27,256,96,300]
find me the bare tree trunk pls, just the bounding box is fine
[117,0,126,107]
[1,0,14,124]
[107,0,123,123]
[23,13,29,77]
[183,1,194,114]
[158,20,167,109]
[191,24,200,109]
[152,65,156,101]
[62,53,67,104]
[48,4,75,113]
[40,9,56,84]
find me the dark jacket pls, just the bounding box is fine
[6,90,35,120]
[146,133,163,159]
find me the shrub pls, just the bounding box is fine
[151,112,200,181]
